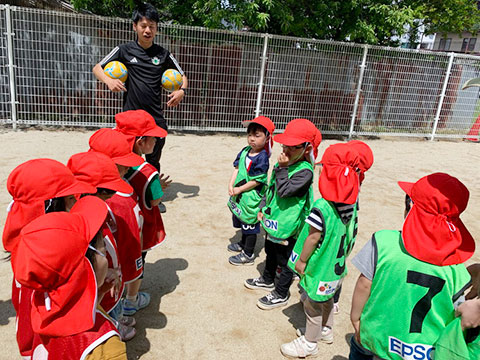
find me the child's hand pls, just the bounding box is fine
[228,184,234,196]
[295,259,307,276]
[457,298,480,330]
[257,212,264,222]
[159,173,172,190]
[232,187,242,196]
[278,152,289,167]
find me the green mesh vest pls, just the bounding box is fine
[360,230,471,360]
[434,317,480,360]
[227,146,268,224]
[260,161,313,242]
[287,198,358,302]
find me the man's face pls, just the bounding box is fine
[133,17,158,47]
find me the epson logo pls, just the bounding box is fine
[388,337,433,360]
[264,219,278,231]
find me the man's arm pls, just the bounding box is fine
[92,62,126,92]
[167,75,188,107]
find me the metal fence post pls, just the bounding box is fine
[431,52,455,141]
[348,45,368,139]
[255,34,269,117]
[5,5,17,130]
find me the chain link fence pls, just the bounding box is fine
[2,5,480,139]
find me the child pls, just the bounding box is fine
[245,118,321,310]
[89,128,146,322]
[281,143,360,357]
[115,109,169,316]
[2,159,96,358]
[11,196,127,359]
[227,116,275,265]
[67,151,136,340]
[349,173,474,360]
[332,140,374,315]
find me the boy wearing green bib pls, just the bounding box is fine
[349,173,475,360]
[244,119,322,310]
[281,143,360,358]
[227,116,275,266]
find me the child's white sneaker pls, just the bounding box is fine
[281,335,318,358]
[333,302,340,315]
[320,326,333,344]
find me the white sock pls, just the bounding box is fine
[126,294,137,302]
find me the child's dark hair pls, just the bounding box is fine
[132,3,159,24]
[44,197,66,213]
[247,122,268,136]
[96,188,117,196]
[85,230,104,267]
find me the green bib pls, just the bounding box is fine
[227,147,268,224]
[434,317,480,360]
[359,230,471,360]
[260,161,313,241]
[288,198,358,301]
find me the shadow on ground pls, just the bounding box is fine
[126,257,188,359]
[161,182,199,202]
[0,299,15,326]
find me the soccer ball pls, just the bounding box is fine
[161,69,183,92]
[103,61,128,83]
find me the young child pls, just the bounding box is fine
[349,173,474,360]
[11,196,127,359]
[67,151,137,340]
[115,109,170,315]
[89,128,146,322]
[281,143,360,357]
[227,116,275,265]
[332,140,374,315]
[2,159,96,358]
[245,118,321,310]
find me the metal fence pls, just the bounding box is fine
[2,5,480,139]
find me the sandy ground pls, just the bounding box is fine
[0,130,479,360]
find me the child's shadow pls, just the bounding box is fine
[126,257,188,359]
[161,182,200,202]
[0,299,16,326]
[282,299,306,331]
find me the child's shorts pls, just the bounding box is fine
[232,215,260,235]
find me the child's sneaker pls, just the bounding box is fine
[123,292,151,316]
[320,326,333,344]
[158,201,167,213]
[118,315,136,327]
[244,276,275,291]
[333,302,340,315]
[280,335,319,358]
[229,251,254,266]
[257,290,290,310]
[117,323,136,341]
[227,242,243,253]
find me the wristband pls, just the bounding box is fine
[180,88,187,95]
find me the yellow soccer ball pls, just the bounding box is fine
[161,69,183,92]
[103,61,128,83]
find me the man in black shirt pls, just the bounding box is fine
[93,3,187,173]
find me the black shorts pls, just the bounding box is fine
[232,215,260,235]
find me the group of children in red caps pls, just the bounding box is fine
[227,116,479,359]
[3,109,170,359]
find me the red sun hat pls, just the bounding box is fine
[115,110,167,147]
[242,116,275,135]
[348,140,374,184]
[2,159,96,253]
[274,118,319,146]
[398,173,475,266]
[319,143,360,204]
[11,196,107,337]
[89,128,143,167]
[67,152,133,194]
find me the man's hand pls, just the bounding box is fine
[278,152,289,167]
[295,259,307,276]
[106,78,126,92]
[159,173,172,190]
[167,89,185,107]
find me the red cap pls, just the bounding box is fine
[114,110,167,147]
[349,140,373,184]
[67,152,133,194]
[242,116,275,135]
[318,143,360,204]
[89,128,143,167]
[274,118,319,146]
[11,196,107,336]
[398,173,475,266]
[2,159,96,253]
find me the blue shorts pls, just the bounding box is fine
[232,215,260,235]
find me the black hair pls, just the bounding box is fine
[44,197,66,213]
[132,3,159,24]
[247,122,268,136]
[85,229,104,267]
[405,194,412,213]
[96,188,117,196]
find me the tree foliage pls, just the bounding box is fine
[70,0,480,45]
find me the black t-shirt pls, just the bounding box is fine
[100,41,184,129]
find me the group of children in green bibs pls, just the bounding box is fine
[226,117,480,359]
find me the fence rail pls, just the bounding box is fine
[1,4,480,139]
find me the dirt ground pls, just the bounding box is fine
[0,130,478,360]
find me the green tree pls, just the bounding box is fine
[71,0,480,45]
